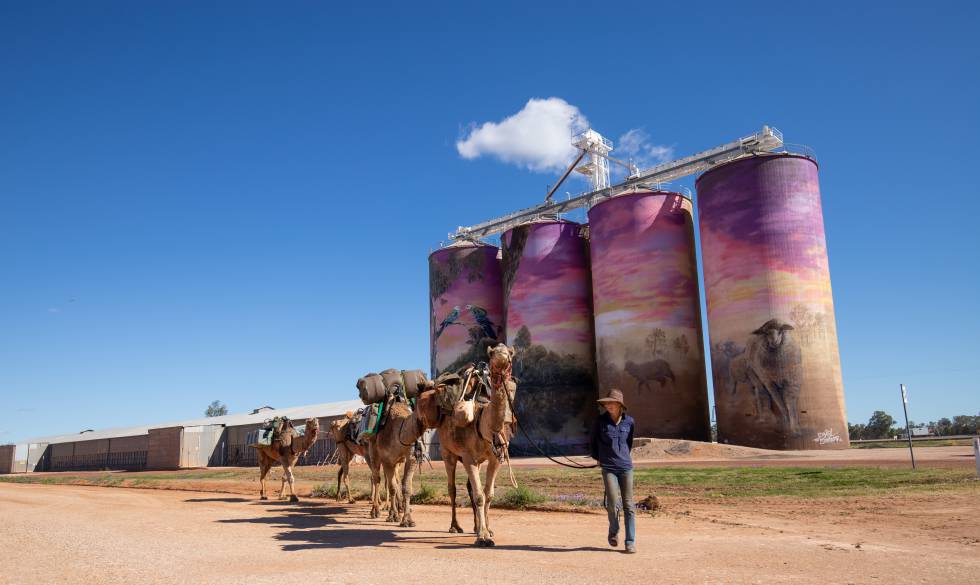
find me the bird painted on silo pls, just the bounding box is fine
[434,306,461,340]
[466,304,499,340]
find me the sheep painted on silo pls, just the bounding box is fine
[743,318,803,435]
[728,353,765,415]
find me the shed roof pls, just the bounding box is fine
[22,399,364,445]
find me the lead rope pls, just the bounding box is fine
[500,381,598,470]
[504,446,518,488]
[484,360,597,470]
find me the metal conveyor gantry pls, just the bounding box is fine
[450,125,785,242]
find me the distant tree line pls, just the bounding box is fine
[848,411,979,440]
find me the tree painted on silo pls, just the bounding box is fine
[697,154,848,450]
[502,221,597,455]
[429,243,504,377]
[589,192,711,440]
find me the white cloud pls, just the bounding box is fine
[616,128,674,169]
[456,98,589,173]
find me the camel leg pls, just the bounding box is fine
[444,454,463,533]
[368,451,382,519]
[336,463,345,503]
[467,479,478,533]
[258,454,271,500]
[345,458,355,503]
[400,457,417,527]
[284,461,299,503]
[483,456,500,539]
[383,461,400,523]
[462,460,492,546]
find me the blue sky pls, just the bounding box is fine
[2,2,978,444]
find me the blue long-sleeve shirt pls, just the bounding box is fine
[589,412,635,472]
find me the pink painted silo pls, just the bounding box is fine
[429,242,504,377]
[697,153,848,450]
[588,191,710,440]
[502,220,596,455]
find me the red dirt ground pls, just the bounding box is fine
[1,479,978,585]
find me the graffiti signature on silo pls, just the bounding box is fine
[697,154,848,450]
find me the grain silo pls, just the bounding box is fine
[588,191,710,440]
[697,153,848,450]
[429,241,504,377]
[501,220,596,455]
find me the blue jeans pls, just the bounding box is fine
[602,468,635,545]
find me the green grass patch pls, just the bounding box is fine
[411,483,440,504]
[2,464,976,502]
[629,466,976,498]
[496,485,547,509]
[310,483,337,498]
[851,439,973,449]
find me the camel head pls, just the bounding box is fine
[752,319,794,351]
[415,389,442,430]
[302,417,320,442]
[329,416,350,442]
[487,343,514,373]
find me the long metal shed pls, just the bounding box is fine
[5,399,364,473]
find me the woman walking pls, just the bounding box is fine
[590,389,636,553]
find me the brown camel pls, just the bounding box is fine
[252,417,320,502]
[361,394,439,527]
[328,413,366,504]
[437,343,516,547]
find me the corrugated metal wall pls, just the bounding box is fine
[179,425,225,468]
[0,445,14,474]
[13,414,352,473]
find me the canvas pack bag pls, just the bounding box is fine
[357,373,387,405]
[400,369,428,399]
[257,427,274,446]
[357,402,385,440]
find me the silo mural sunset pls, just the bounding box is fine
[502,220,596,454]
[697,154,848,450]
[588,191,711,440]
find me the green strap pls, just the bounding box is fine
[372,400,385,434]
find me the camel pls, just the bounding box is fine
[437,343,517,547]
[252,417,320,502]
[328,414,366,504]
[362,392,440,527]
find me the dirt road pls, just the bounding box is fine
[1,483,977,585]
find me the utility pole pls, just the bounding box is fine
[900,384,916,470]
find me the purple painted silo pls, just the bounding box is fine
[502,220,597,455]
[697,153,848,450]
[429,242,504,377]
[588,192,711,440]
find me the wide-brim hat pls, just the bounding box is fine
[597,389,626,408]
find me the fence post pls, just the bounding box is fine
[973,437,979,479]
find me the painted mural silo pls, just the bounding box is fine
[502,220,597,455]
[588,191,711,440]
[697,153,848,450]
[429,242,504,377]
